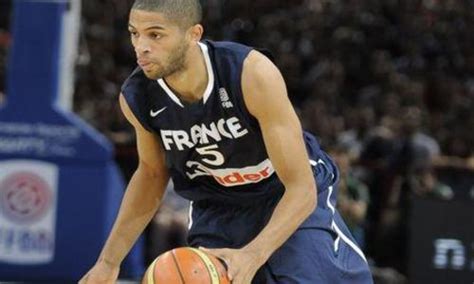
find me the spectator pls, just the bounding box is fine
[412,167,454,200]
[331,146,370,249]
[2,0,474,280]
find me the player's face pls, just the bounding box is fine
[128,9,190,79]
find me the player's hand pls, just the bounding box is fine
[200,246,267,284]
[78,260,120,284]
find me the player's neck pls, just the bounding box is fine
[164,44,208,103]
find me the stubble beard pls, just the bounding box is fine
[144,40,189,80]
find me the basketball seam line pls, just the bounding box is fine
[189,248,217,284]
[147,258,159,284]
[171,249,187,284]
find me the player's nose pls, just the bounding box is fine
[134,38,151,56]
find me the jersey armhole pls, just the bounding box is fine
[234,48,262,130]
[121,90,154,133]
[206,40,261,130]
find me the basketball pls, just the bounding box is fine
[142,247,230,284]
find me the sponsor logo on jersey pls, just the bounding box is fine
[160,116,248,150]
[186,159,275,187]
[219,88,233,109]
[150,106,167,117]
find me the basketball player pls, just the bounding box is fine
[79,0,373,283]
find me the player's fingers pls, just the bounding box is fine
[217,254,231,272]
[231,273,246,284]
[199,247,233,279]
[216,255,233,279]
[242,271,255,284]
[233,263,255,284]
[227,261,244,281]
[226,265,233,281]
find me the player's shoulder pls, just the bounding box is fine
[204,40,275,64]
[119,67,155,131]
[121,66,150,97]
[203,39,253,61]
[205,39,252,52]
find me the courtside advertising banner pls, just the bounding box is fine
[0,160,58,265]
[0,1,143,280]
[409,197,474,283]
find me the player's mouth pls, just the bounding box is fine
[137,59,153,69]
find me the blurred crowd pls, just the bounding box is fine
[2,0,474,282]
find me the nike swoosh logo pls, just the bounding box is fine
[150,106,167,117]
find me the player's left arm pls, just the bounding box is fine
[202,50,317,283]
[241,50,318,259]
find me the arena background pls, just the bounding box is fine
[0,0,473,283]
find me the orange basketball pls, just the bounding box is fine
[142,247,230,284]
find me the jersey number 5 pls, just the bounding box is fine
[195,144,224,166]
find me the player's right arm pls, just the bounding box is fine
[79,94,170,284]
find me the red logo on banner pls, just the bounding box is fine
[0,172,52,224]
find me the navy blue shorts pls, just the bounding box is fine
[187,152,373,283]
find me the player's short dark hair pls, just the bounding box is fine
[132,0,202,29]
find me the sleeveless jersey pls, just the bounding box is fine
[121,40,329,205]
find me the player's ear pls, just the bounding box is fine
[188,24,203,43]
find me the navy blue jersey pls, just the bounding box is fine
[121,40,328,204]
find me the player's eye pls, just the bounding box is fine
[129,30,139,37]
[150,33,162,40]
